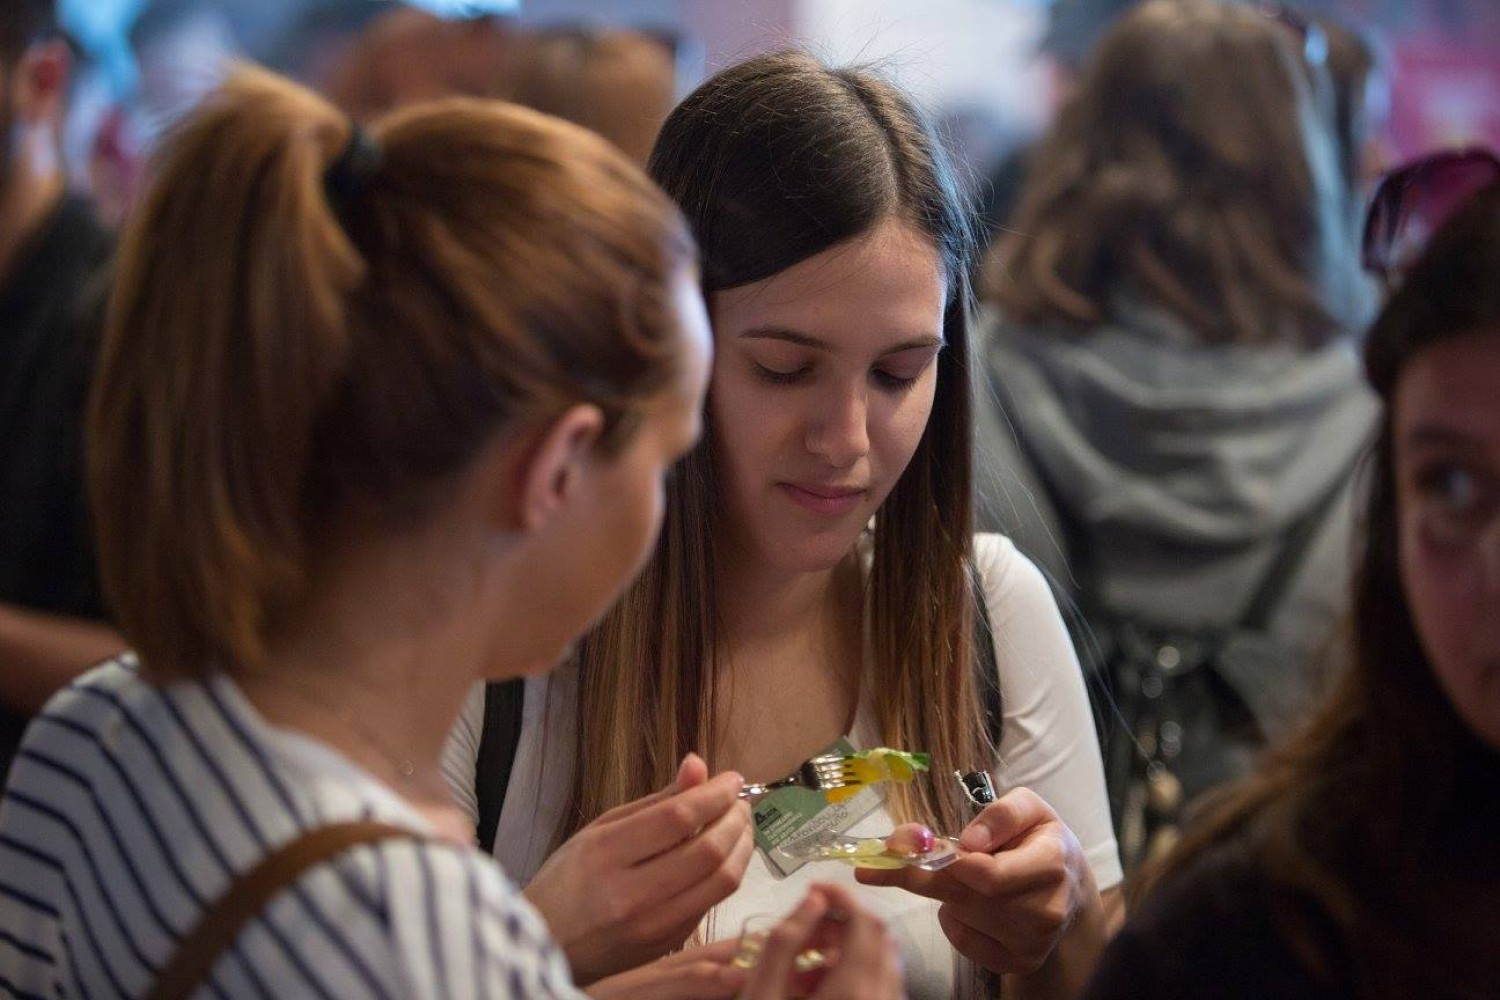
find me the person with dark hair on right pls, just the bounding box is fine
[1083,168,1500,999]
[0,0,124,786]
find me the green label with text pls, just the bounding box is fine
[751,737,883,878]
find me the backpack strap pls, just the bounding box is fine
[146,821,418,1000]
[1236,460,1359,631]
[475,678,525,855]
[971,560,1004,750]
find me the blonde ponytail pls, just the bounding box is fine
[90,66,693,680]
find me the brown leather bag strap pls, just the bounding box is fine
[146,821,419,1000]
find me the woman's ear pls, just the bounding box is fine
[515,404,606,532]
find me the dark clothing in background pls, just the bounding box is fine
[1082,842,1344,999]
[0,195,114,783]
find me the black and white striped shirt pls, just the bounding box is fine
[0,656,586,999]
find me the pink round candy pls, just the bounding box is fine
[884,823,936,857]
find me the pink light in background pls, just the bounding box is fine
[1389,36,1500,158]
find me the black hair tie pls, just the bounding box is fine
[324,124,383,209]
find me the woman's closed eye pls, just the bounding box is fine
[872,349,941,393]
[749,344,940,390]
[754,361,812,386]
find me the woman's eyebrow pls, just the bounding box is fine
[738,326,830,349]
[880,336,945,355]
[738,327,944,354]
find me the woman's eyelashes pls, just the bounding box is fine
[871,368,922,392]
[749,356,936,392]
[753,362,811,386]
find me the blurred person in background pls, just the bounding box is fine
[266,1,389,94]
[78,0,239,228]
[510,26,676,167]
[975,0,1141,249]
[1084,171,1500,1000]
[323,2,523,121]
[976,0,1376,872]
[1314,11,1394,245]
[0,0,123,786]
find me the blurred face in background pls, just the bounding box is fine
[708,217,946,575]
[1395,327,1500,750]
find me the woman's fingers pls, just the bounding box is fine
[925,841,1057,905]
[593,754,713,826]
[608,769,746,864]
[585,940,747,1000]
[960,786,1053,851]
[738,888,830,1000]
[627,815,755,940]
[812,885,901,999]
[935,903,1023,975]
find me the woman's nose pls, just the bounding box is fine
[804,382,870,468]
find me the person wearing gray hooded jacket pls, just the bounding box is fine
[975,0,1379,869]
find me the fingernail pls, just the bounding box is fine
[728,771,744,788]
[960,822,992,851]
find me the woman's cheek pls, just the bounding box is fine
[1402,511,1480,669]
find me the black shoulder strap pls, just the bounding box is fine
[971,563,1004,749]
[1237,455,1361,631]
[475,678,525,855]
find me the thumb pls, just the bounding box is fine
[594,752,709,827]
[960,787,1052,852]
[674,752,709,791]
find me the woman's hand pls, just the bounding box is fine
[739,885,903,1000]
[585,940,746,1000]
[525,754,754,984]
[855,787,1106,990]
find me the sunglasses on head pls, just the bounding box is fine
[1362,147,1500,282]
[1257,3,1329,68]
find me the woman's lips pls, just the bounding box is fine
[778,482,867,516]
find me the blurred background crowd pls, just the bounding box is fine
[45,0,1500,232]
[1,0,1498,995]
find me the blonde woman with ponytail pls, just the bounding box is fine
[0,65,901,1000]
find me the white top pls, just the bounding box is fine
[0,655,586,1000]
[442,533,1123,999]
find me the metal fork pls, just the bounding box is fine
[739,754,863,799]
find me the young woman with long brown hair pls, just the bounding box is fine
[0,64,901,999]
[1084,174,1500,999]
[447,50,1124,1000]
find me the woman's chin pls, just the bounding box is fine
[762,529,864,575]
